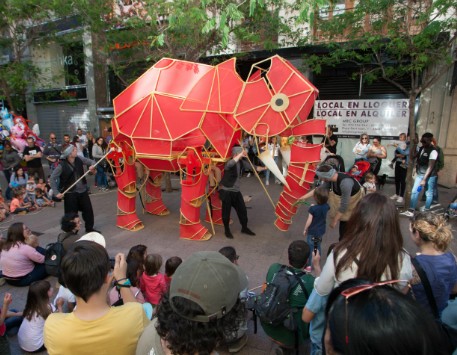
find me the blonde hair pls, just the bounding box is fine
[411,213,453,252]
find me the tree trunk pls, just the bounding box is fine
[402,94,418,211]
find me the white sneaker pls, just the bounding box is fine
[390,194,398,200]
[265,181,269,186]
[400,210,414,217]
[246,172,251,178]
[396,197,404,203]
[430,203,441,209]
[419,206,430,212]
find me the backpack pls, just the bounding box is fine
[253,265,309,330]
[44,233,73,277]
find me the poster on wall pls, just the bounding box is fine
[314,99,409,138]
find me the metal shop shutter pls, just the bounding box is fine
[35,103,89,142]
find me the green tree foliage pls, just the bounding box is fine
[304,0,456,208]
[70,0,330,86]
[0,0,59,111]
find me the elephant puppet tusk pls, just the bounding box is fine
[258,150,289,188]
[242,149,276,210]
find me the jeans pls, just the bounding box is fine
[265,156,279,183]
[311,341,323,355]
[96,165,108,188]
[306,234,322,267]
[5,308,23,336]
[410,174,437,210]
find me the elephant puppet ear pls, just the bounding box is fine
[181,58,243,114]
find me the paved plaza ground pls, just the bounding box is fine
[1,171,456,354]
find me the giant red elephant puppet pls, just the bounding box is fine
[108,55,326,240]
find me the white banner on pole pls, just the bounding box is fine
[314,99,409,137]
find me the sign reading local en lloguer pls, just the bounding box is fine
[314,99,409,137]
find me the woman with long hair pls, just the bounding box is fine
[324,279,448,355]
[18,280,59,353]
[0,222,47,287]
[92,136,109,191]
[315,192,412,296]
[9,166,28,190]
[352,133,370,162]
[409,212,457,315]
[86,131,95,160]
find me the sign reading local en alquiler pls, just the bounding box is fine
[314,99,409,137]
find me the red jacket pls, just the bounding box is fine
[140,273,167,305]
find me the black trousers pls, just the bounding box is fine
[339,221,347,241]
[27,166,45,181]
[64,190,94,232]
[394,163,407,197]
[219,189,248,230]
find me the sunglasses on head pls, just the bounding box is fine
[339,279,409,345]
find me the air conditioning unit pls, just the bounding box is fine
[0,55,10,65]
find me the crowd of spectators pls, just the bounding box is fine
[0,127,455,355]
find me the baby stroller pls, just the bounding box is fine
[347,160,371,183]
[321,154,345,172]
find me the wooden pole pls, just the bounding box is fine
[243,151,276,210]
[61,149,113,196]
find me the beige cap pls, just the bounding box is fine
[77,232,106,248]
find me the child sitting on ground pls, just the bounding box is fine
[18,280,60,353]
[26,175,37,203]
[363,172,377,194]
[303,186,330,271]
[163,256,182,290]
[45,176,53,200]
[10,188,32,214]
[36,178,47,195]
[35,188,55,207]
[140,254,167,306]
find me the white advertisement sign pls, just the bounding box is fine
[314,99,409,137]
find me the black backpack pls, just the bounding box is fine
[44,233,73,277]
[253,265,309,330]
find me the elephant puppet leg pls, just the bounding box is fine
[115,159,144,231]
[178,149,212,240]
[143,171,169,216]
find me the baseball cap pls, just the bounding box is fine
[60,144,74,159]
[77,232,106,248]
[169,251,248,323]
